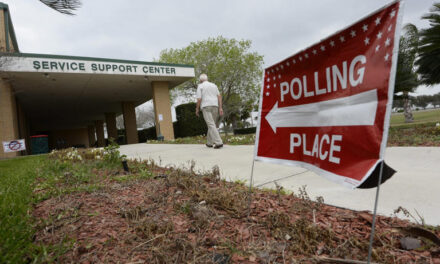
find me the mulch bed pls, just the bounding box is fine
[32,161,440,263]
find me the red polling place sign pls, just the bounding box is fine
[255,1,402,188]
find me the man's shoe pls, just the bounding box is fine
[206,144,213,148]
[214,144,223,149]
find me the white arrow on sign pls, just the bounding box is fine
[265,89,378,133]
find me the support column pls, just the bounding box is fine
[0,78,19,159]
[0,7,19,158]
[87,125,96,148]
[16,101,29,155]
[152,81,174,140]
[95,120,105,147]
[105,113,118,142]
[122,102,139,144]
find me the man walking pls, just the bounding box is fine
[196,74,224,149]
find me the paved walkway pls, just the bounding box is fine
[120,144,440,226]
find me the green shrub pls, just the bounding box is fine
[175,102,207,138]
[233,127,256,135]
[138,126,157,142]
[138,122,179,142]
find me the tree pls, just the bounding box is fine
[136,103,156,129]
[416,3,440,85]
[395,24,419,122]
[414,95,428,109]
[115,103,156,130]
[39,0,81,15]
[158,36,264,130]
[392,97,404,110]
[433,93,440,108]
[116,114,124,130]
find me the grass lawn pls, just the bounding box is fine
[390,108,440,126]
[0,155,46,263]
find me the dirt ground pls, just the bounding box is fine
[32,160,440,263]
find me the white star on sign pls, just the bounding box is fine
[304,53,309,58]
[286,62,290,66]
[377,31,383,39]
[375,45,380,52]
[312,49,317,54]
[375,17,381,25]
[350,30,356,37]
[362,24,368,32]
[388,25,393,32]
[278,74,281,79]
[266,85,269,89]
[273,76,276,80]
[390,10,396,18]
[384,53,390,61]
[276,67,279,71]
[364,37,370,45]
[385,38,391,47]
[299,56,303,61]
[320,45,326,51]
[266,92,270,96]
[274,83,277,87]
[339,36,345,42]
[271,69,274,73]
[267,78,270,82]
[330,40,335,47]
[293,59,296,64]
[280,65,284,69]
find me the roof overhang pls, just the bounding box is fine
[0,53,195,131]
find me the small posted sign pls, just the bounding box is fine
[3,139,26,153]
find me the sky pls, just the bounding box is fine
[6,0,440,96]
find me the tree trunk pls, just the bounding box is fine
[230,115,238,130]
[222,121,228,137]
[403,95,413,123]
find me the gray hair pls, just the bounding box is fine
[199,73,208,82]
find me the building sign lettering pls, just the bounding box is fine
[0,56,194,77]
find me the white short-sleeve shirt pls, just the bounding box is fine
[196,81,220,108]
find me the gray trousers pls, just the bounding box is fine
[202,106,223,145]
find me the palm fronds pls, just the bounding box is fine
[416,3,440,85]
[39,0,81,15]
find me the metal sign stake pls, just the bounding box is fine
[367,161,385,263]
[247,158,256,218]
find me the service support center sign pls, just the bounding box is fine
[255,1,402,188]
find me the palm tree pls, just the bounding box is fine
[395,24,419,123]
[39,0,81,15]
[416,3,440,85]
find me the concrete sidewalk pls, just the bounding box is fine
[120,144,440,226]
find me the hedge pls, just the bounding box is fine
[233,127,256,135]
[175,102,207,138]
[118,102,207,143]
[138,126,157,142]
